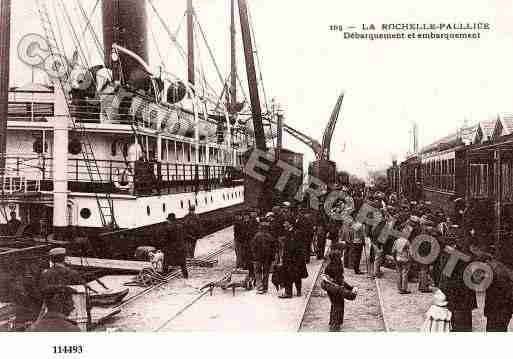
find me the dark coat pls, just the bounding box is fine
[39,264,84,293]
[161,221,187,267]
[238,220,253,263]
[324,260,353,306]
[439,247,477,312]
[234,218,245,241]
[282,229,308,282]
[7,218,22,235]
[251,229,278,263]
[183,212,203,240]
[28,311,81,332]
[484,261,513,318]
[246,218,259,242]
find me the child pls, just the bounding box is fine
[421,289,452,332]
[323,243,357,332]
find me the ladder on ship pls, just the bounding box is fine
[37,0,118,229]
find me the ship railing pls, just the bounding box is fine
[1,176,41,195]
[0,155,47,194]
[67,158,241,196]
[0,154,241,196]
[7,102,53,122]
[68,98,158,130]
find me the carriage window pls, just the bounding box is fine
[502,161,513,202]
[470,164,489,198]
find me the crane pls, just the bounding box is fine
[270,92,345,161]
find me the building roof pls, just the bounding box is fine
[460,123,479,145]
[420,131,461,154]
[492,113,513,140]
[477,118,497,142]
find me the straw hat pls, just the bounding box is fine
[432,289,448,307]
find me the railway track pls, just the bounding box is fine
[299,262,388,332]
[114,241,234,312]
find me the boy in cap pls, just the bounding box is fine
[28,285,80,332]
[39,248,87,293]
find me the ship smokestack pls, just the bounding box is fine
[102,0,149,85]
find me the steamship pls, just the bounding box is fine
[0,0,279,253]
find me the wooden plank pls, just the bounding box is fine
[66,257,150,272]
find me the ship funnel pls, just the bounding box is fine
[102,0,149,88]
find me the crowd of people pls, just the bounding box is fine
[350,188,513,332]
[233,183,513,333]
[10,183,513,332]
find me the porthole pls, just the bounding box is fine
[162,203,166,213]
[188,199,191,208]
[80,208,91,219]
[204,197,207,204]
[211,196,213,203]
[195,198,198,206]
[147,205,151,216]
[180,200,184,209]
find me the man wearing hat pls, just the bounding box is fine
[182,204,203,258]
[28,285,80,332]
[351,222,365,274]
[160,213,188,278]
[251,222,278,294]
[39,248,87,294]
[391,235,411,294]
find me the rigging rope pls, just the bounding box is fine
[147,1,219,102]
[76,0,104,63]
[162,11,186,66]
[247,6,270,115]
[149,17,165,70]
[51,0,69,68]
[193,13,226,90]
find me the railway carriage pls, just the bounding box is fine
[391,115,513,259]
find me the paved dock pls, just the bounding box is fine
[94,226,236,331]
[159,259,323,332]
[376,267,513,332]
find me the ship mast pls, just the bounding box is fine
[237,0,266,152]
[230,0,237,110]
[0,0,11,180]
[187,0,195,86]
[187,0,200,165]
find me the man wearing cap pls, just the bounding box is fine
[28,285,80,332]
[251,222,278,294]
[7,211,22,235]
[182,204,203,258]
[39,248,86,293]
[160,213,188,278]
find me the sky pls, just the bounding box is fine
[8,0,513,180]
